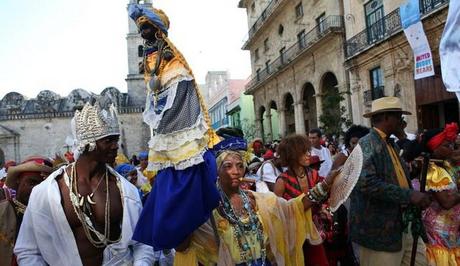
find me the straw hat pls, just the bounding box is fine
[5,157,52,190]
[328,143,363,212]
[363,97,411,118]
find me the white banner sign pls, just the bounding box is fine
[400,0,435,80]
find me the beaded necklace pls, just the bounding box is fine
[12,199,26,214]
[64,163,122,248]
[217,183,266,265]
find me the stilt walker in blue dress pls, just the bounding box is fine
[128,3,221,250]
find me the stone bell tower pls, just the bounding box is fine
[126,0,153,107]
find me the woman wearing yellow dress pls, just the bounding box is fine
[406,123,460,265]
[174,137,339,265]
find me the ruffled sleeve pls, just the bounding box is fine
[426,162,456,192]
[253,192,322,265]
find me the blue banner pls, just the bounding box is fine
[400,0,420,29]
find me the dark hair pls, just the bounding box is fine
[277,134,310,170]
[344,125,370,148]
[402,128,442,161]
[309,128,322,138]
[216,127,244,139]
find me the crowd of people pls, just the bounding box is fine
[1,2,460,266]
[1,95,459,265]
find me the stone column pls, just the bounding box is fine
[294,102,306,135]
[265,111,273,142]
[315,93,323,128]
[278,108,286,138]
[255,118,264,139]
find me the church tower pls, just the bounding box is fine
[126,0,152,107]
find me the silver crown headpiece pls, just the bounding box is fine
[71,100,120,155]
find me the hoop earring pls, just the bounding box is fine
[155,30,164,40]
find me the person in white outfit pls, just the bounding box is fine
[14,100,154,266]
[308,128,333,178]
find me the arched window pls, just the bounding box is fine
[138,45,144,57]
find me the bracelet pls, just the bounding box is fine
[307,191,319,203]
[317,182,327,197]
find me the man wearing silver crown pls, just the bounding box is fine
[14,100,154,266]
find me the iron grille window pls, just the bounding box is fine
[264,38,269,52]
[265,60,271,74]
[365,0,384,44]
[297,30,306,49]
[295,3,304,18]
[370,67,384,99]
[280,47,286,64]
[420,0,444,14]
[317,13,326,35]
[278,24,284,36]
[137,45,144,57]
[256,68,261,81]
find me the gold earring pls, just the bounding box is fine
[155,31,163,40]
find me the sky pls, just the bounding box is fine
[0,0,251,99]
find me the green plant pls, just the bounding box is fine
[319,90,352,137]
[241,118,256,140]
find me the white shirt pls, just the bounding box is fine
[136,167,149,188]
[311,146,333,178]
[14,165,154,266]
[256,161,282,184]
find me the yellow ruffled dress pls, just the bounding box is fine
[174,192,322,265]
[422,162,460,266]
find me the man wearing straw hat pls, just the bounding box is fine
[349,97,431,265]
[0,156,53,266]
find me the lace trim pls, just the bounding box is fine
[148,115,208,151]
[143,75,194,129]
[426,182,456,192]
[147,148,207,171]
[161,68,192,89]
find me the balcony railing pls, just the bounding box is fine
[345,0,449,59]
[211,117,229,129]
[246,16,343,92]
[242,0,283,49]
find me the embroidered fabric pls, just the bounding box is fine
[155,80,201,134]
[143,76,192,129]
[149,115,208,151]
[147,148,207,171]
[160,67,191,89]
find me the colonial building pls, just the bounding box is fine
[238,0,351,140]
[344,0,455,131]
[204,71,257,138]
[0,89,148,162]
[0,0,154,162]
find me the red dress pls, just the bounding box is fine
[278,168,329,266]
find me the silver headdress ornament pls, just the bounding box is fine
[71,99,120,159]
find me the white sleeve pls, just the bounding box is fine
[128,184,155,265]
[261,163,277,184]
[14,204,47,265]
[133,242,155,266]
